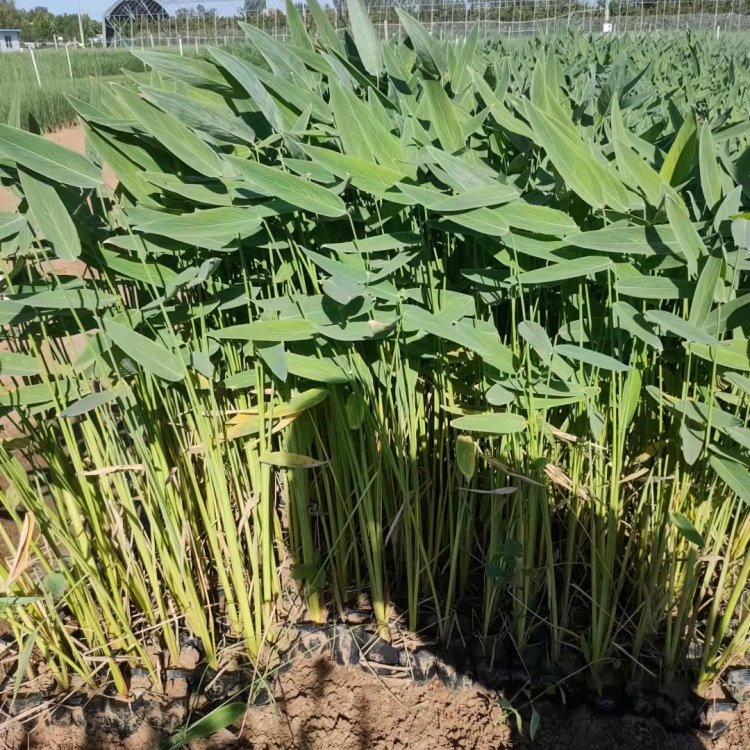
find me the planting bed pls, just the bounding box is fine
[2,618,750,748]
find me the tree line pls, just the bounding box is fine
[0,0,100,44]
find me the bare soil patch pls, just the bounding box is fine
[0,656,748,750]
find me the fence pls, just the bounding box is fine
[30,1,750,51]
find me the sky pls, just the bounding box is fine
[12,0,277,20]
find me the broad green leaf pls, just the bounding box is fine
[689,339,750,371]
[204,46,284,132]
[670,512,704,547]
[699,122,722,209]
[567,225,679,256]
[286,353,350,383]
[660,111,697,185]
[423,80,464,153]
[307,0,343,52]
[346,0,382,76]
[115,85,224,179]
[0,212,25,241]
[644,310,721,346]
[228,157,346,217]
[0,351,42,377]
[615,276,690,300]
[442,207,509,236]
[524,99,633,212]
[555,344,629,372]
[20,170,80,260]
[710,455,750,504]
[126,207,262,250]
[59,390,120,418]
[688,254,723,328]
[612,301,663,351]
[518,320,554,363]
[451,412,527,435]
[495,200,578,238]
[665,195,701,278]
[518,257,612,285]
[211,319,316,342]
[302,144,403,193]
[101,318,185,382]
[0,124,101,188]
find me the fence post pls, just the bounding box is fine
[178,36,183,55]
[65,43,73,79]
[29,48,41,88]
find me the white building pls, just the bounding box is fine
[0,29,21,53]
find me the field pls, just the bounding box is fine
[0,44,261,131]
[0,5,749,748]
[0,48,143,131]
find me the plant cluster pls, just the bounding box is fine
[0,9,748,698]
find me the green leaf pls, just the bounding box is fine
[0,124,101,188]
[518,257,612,285]
[442,207,510,236]
[345,0,382,76]
[205,46,284,132]
[644,310,721,346]
[710,455,750,505]
[161,702,246,750]
[518,320,554,363]
[307,0,343,52]
[0,212,25,241]
[0,351,42,377]
[567,225,679,256]
[698,122,722,209]
[660,111,697,186]
[555,344,629,372]
[665,195,702,278]
[126,206,262,250]
[43,571,67,597]
[286,353,350,383]
[59,390,119,418]
[423,80,464,153]
[228,157,346,217]
[670,512,704,547]
[20,170,80,260]
[115,85,224,179]
[211,319,316,342]
[101,318,185,382]
[612,301,663,351]
[495,200,578,238]
[450,412,527,435]
[689,339,750,371]
[615,276,690,300]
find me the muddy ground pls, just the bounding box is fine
[0,656,748,750]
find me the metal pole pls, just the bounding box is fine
[65,44,73,78]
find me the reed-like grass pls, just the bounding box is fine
[0,12,748,701]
